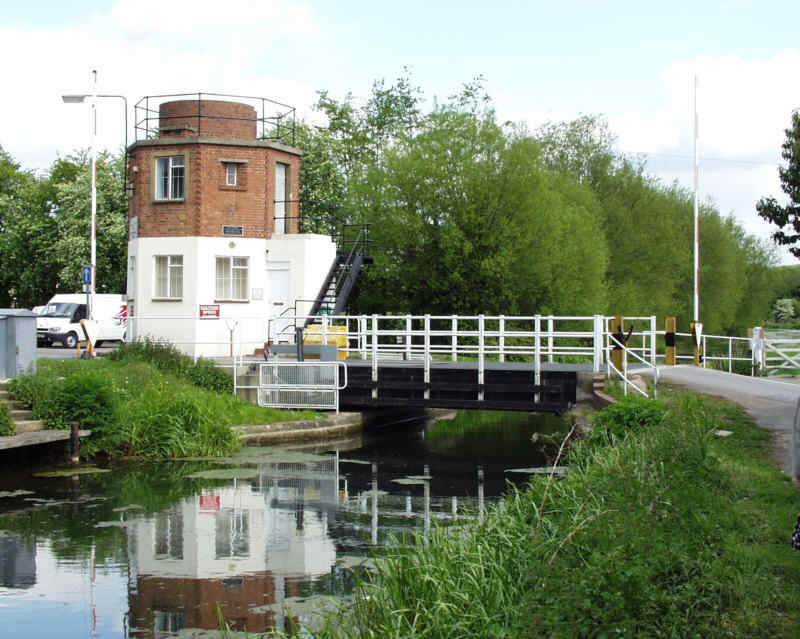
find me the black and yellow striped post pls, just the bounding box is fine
[665,317,677,365]
[611,315,624,372]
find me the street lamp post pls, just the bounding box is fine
[62,71,128,319]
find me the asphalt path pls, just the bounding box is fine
[36,344,119,360]
[639,365,800,479]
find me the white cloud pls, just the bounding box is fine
[0,0,320,171]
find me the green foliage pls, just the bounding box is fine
[7,358,311,459]
[0,403,14,436]
[772,297,796,322]
[590,394,669,442]
[107,339,232,393]
[757,110,800,258]
[310,393,800,638]
[0,149,127,308]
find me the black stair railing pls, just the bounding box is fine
[304,224,372,328]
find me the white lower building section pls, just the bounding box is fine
[127,233,337,358]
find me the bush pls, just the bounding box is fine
[591,394,668,443]
[108,339,233,393]
[0,403,14,436]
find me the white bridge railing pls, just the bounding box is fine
[121,313,767,407]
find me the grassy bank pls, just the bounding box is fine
[293,392,800,638]
[9,349,318,459]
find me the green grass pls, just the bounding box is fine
[0,403,14,436]
[9,358,319,459]
[262,391,800,638]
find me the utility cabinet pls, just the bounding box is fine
[0,310,37,379]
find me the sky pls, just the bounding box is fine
[2,0,799,263]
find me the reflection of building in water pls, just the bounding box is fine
[128,458,338,637]
[0,532,36,589]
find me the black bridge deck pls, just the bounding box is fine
[340,359,584,413]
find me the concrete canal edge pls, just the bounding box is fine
[235,412,366,444]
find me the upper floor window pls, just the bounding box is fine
[154,255,183,299]
[216,256,249,301]
[155,155,185,200]
[225,163,237,186]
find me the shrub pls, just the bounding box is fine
[108,339,233,393]
[591,394,668,443]
[0,403,14,436]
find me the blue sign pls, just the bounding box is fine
[81,266,92,285]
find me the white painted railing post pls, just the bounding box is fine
[547,317,554,363]
[360,315,368,359]
[650,315,657,368]
[703,335,707,368]
[534,315,541,403]
[728,337,733,373]
[499,315,505,363]
[478,314,485,401]
[405,315,412,360]
[424,314,431,400]
[371,314,378,399]
[322,314,329,346]
[451,316,458,361]
[594,315,604,373]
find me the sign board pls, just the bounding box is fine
[199,304,220,319]
[693,322,703,348]
[81,266,92,285]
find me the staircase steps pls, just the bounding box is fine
[0,381,46,434]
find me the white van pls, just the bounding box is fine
[37,294,127,349]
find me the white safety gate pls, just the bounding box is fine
[257,361,348,412]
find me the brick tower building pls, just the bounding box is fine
[126,94,336,357]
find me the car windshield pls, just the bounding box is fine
[40,303,79,318]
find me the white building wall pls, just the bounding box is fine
[127,234,337,358]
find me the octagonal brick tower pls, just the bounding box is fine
[126,95,336,358]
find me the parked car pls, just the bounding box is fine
[36,294,127,348]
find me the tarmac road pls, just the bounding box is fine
[36,344,119,360]
[639,365,800,480]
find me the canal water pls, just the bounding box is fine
[0,410,566,638]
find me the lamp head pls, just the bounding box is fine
[62,94,88,104]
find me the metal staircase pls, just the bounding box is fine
[304,224,372,328]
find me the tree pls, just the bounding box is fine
[757,110,800,257]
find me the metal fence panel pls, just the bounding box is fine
[258,362,344,411]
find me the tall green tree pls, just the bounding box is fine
[757,110,800,257]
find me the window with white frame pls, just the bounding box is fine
[215,256,249,301]
[154,255,183,299]
[225,162,237,186]
[155,155,185,200]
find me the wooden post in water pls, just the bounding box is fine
[665,317,677,365]
[70,422,80,466]
[610,315,624,373]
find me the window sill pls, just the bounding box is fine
[214,299,250,304]
[151,297,183,302]
[152,198,185,204]
[219,185,246,192]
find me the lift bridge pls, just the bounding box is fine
[228,313,756,414]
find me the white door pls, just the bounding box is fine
[274,163,286,235]
[268,266,292,342]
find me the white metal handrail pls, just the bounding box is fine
[605,332,660,399]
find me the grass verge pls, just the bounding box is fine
[278,391,800,638]
[9,357,319,459]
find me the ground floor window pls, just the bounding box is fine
[154,255,183,299]
[216,256,249,301]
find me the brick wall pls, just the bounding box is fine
[160,99,257,140]
[128,99,301,240]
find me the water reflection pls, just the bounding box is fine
[0,410,567,638]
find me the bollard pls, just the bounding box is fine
[70,422,80,465]
[610,316,624,373]
[665,317,676,366]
